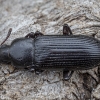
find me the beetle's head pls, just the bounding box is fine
[0,28,12,64]
[0,45,11,64]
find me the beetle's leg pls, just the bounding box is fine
[25,32,35,38]
[63,70,74,80]
[92,33,97,38]
[63,24,73,35]
[35,69,44,75]
[34,31,43,37]
[25,31,43,38]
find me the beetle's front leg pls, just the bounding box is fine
[63,24,73,35]
[63,70,74,80]
[25,31,43,38]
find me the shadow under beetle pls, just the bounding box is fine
[0,24,100,80]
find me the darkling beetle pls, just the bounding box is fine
[0,24,100,80]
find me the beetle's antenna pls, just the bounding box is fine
[1,28,12,45]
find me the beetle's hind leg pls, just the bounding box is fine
[63,24,73,35]
[25,31,43,38]
[63,70,74,80]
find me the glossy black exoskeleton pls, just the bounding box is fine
[0,24,100,80]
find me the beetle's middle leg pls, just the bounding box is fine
[25,31,43,38]
[63,24,73,35]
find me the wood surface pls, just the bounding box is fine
[0,0,100,100]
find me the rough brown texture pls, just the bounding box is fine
[0,0,100,100]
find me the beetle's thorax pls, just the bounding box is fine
[9,38,35,68]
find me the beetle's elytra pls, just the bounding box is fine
[0,24,100,80]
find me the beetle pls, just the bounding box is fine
[0,24,100,80]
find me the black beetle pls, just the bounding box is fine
[0,24,100,80]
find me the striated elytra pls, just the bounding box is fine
[0,24,100,80]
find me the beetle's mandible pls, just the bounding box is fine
[0,24,100,80]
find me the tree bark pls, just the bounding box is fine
[0,0,100,100]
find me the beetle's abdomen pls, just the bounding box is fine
[35,35,100,70]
